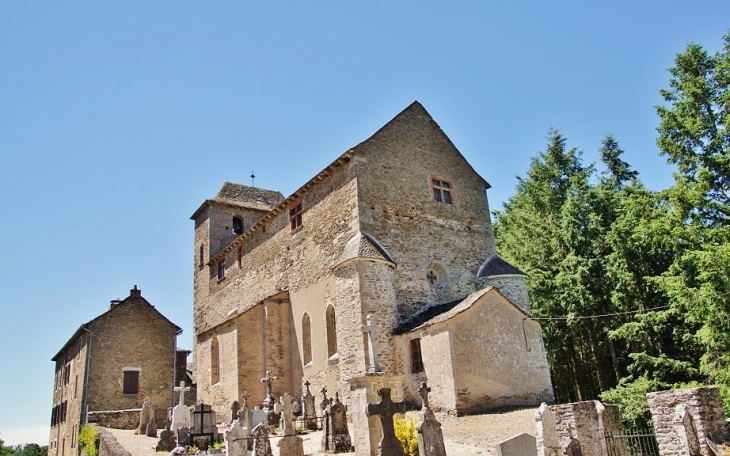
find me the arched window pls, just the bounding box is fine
[211,336,220,385]
[302,313,312,365]
[326,305,337,357]
[232,217,244,235]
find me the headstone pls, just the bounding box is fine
[321,404,330,453]
[156,422,177,452]
[240,391,252,428]
[302,381,317,431]
[674,403,702,456]
[172,382,192,431]
[495,433,537,456]
[327,392,353,453]
[146,419,158,438]
[366,387,407,456]
[321,387,330,413]
[190,403,218,448]
[252,406,268,427]
[416,383,446,456]
[360,314,382,372]
[139,397,153,434]
[535,403,560,456]
[252,423,273,456]
[260,371,280,428]
[231,400,240,423]
[176,426,190,447]
[563,438,582,456]
[277,435,305,456]
[274,393,299,436]
[225,420,248,456]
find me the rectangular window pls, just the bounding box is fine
[289,200,303,231]
[199,244,204,268]
[410,338,424,373]
[217,259,226,280]
[431,177,453,204]
[63,363,71,385]
[237,246,243,268]
[123,371,139,394]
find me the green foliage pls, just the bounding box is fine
[78,427,98,456]
[0,437,47,456]
[393,414,418,456]
[600,377,663,430]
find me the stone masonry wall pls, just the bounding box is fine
[647,386,729,456]
[483,275,530,314]
[85,295,178,423]
[538,401,623,456]
[355,102,497,322]
[87,410,140,430]
[95,426,132,456]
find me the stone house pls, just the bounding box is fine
[48,286,185,456]
[191,101,554,420]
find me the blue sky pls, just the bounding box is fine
[1,1,729,446]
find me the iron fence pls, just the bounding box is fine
[605,428,660,456]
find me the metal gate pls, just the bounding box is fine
[605,429,660,456]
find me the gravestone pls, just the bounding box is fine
[366,388,407,456]
[225,420,248,456]
[416,383,446,456]
[674,404,702,456]
[360,314,382,372]
[274,393,299,436]
[138,397,153,434]
[327,392,353,453]
[252,423,273,456]
[302,381,317,431]
[172,381,191,430]
[252,406,268,427]
[146,419,158,438]
[496,433,537,456]
[190,403,218,448]
[321,402,331,453]
[277,434,305,456]
[176,426,190,447]
[260,371,279,428]
[240,391,252,429]
[156,422,177,452]
[231,400,240,424]
[535,403,560,456]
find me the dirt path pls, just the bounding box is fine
[104,407,538,456]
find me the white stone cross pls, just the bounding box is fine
[360,314,381,373]
[274,393,300,436]
[174,381,191,406]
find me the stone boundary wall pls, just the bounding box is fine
[94,426,132,456]
[88,409,142,430]
[647,386,729,456]
[536,400,623,456]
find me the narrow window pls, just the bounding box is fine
[431,177,453,204]
[302,313,312,365]
[74,375,78,399]
[64,363,71,385]
[217,259,226,280]
[232,216,244,235]
[410,338,424,373]
[289,200,303,231]
[199,244,204,268]
[211,337,220,384]
[237,246,243,268]
[122,371,139,394]
[261,223,266,233]
[326,305,337,357]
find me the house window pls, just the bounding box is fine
[217,259,226,280]
[199,244,204,268]
[122,370,139,394]
[410,338,424,373]
[289,200,303,231]
[237,246,243,268]
[431,177,453,204]
[232,216,244,235]
[326,305,337,357]
[302,313,312,366]
[211,336,220,385]
[63,363,71,385]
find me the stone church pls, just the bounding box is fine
[191,101,554,421]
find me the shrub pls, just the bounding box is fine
[393,413,418,456]
[78,427,98,456]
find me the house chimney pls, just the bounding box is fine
[130,285,141,298]
[109,299,122,309]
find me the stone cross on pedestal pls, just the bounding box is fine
[302,381,317,431]
[274,393,300,436]
[418,382,431,409]
[174,381,191,406]
[320,387,329,412]
[360,314,381,373]
[241,391,251,408]
[261,371,279,428]
[366,388,407,456]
